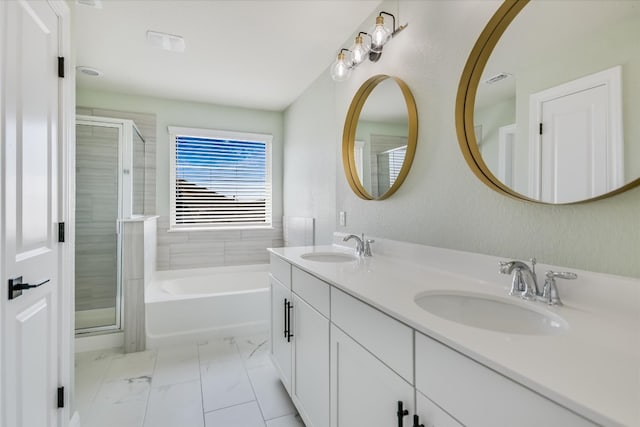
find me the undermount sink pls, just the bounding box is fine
[415,291,568,336]
[300,252,358,263]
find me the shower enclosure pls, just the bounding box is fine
[75,116,145,333]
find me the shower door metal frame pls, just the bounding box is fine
[74,115,143,334]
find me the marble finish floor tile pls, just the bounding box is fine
[266,414,306,427]
[144,380,204,427]
[152,343,200,387]
[75,332,304,427]
[204,401,265,427]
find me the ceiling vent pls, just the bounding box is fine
[76,0,103,9]
[484,72,512,85]
[146,31,186,53]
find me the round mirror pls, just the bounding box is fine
[343,75,418,200]
[456,0,640,204]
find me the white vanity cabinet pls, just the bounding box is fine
[415,391,463,427]
[269,252,606,427]
[269,255,330,427]
[270,257,292,392]
[415,332,599,427]
[330,288,415,427]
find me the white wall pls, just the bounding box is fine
[283,75,339,245]
[283,0,640,278]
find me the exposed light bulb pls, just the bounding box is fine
[370,15,391,53]
[330,51,352,82]
[351,35,370,66]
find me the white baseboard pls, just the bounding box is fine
[75,332,123,353]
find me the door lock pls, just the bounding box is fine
[8,276,50,300]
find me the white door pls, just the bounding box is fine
[292,294,329,427]
[1,1,61,426]
[540,86,608,202]
[270,277,292,392]
[330,325,414,427]
[529,66,623,203]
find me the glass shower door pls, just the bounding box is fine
[75,122,121,331]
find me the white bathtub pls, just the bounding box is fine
[145,264,269,348]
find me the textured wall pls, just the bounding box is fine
[284,0,640,278]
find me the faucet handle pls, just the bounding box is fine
[498,260,513,274]
[546,271,577,281]
[363,239,375,257]
[541,270,577,306]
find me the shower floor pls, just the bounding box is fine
[75,307,117,331]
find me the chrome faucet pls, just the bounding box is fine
[343,233,374,257]
[499,258,577,306]
[498,258,539,300]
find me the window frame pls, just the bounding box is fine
[168,126,273,231]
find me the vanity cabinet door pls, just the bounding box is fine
[292,294,330,427]
[415,332,598,427]
[330,325,414,427]
[415,391,462,427]
[270,276,292,393]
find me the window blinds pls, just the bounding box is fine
[174,135,271,227]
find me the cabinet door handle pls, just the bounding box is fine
[413,414,425,427]
[286,300,294,342]
[397,401,409,427]
[283,298,288,338]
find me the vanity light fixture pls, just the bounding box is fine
[330,11,407,82]
[351,32,371,66]
[330,49,353,82]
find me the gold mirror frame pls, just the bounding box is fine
[455,0,640,204]
[342,75,418,200]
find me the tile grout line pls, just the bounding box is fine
[235,337,268,425]
[140,349,159,427]
[197,342,207,427]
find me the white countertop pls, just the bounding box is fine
[269,241,640,427]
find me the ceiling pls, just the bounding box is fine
[74,0,382,111]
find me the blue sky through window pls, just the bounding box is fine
[176,136,267,201]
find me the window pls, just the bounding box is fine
[386,145,407,185]
[169,127,272,230]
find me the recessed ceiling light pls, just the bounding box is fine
[76,66,103,77]
[484,72,512,85]
[146,31,185,53]
[76,0,102,9]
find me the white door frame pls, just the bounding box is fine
[498,123,516,188]
[528,66,624,199]
[50,0,75,425]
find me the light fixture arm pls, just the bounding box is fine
[379,11,408,37]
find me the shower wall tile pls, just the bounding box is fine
[78,107,157,217]
[156,217,283,271]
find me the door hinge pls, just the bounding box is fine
[58,57,65,78]
[539,122,543,135]
[58,222,65,243]
[57,387,64,408]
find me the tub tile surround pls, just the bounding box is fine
[75,333,304,427]
[271,234,640,427]
[121,216,158,353]
[156,216,284,270]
